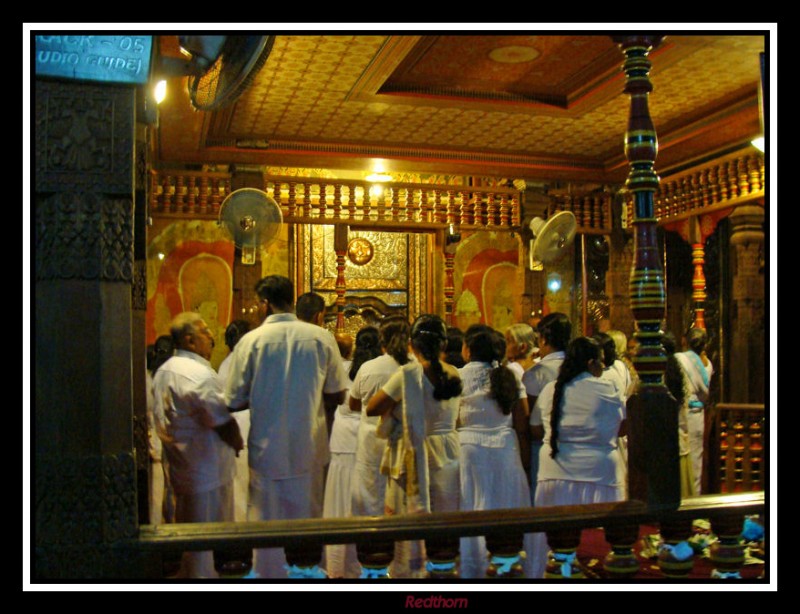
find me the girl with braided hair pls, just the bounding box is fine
[524,336,626,579]
[366,313,462,577]
[457,324,531,577]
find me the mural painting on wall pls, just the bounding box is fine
[454,232,522,333]
[146,221,234,370]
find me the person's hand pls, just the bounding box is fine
[214,419,244,455]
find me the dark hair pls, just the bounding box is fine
[550,336,602,458]
[686,327,708,354]
[537,312,572,351]
[150,334,175,373]
[594,331,617,367]
[349,326,381,381]
[225,319,252,351]
[445,327,466,368]
[662,331,687,406]
[465,325,518,415]
[296,292,326,323]
[410,314,462,401]
[379,315,411,367]
[255,275,294,311]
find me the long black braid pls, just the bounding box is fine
[464,325,518,415]
[379,315,411,367]
[550,336,602,459]
[349,326,381,381]
[411,314,462,400]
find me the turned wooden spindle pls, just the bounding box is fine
[657,518,696,578]
[691,241,708,330]
[543,529,584,579]
[284,543,326,579]
[603,524,641,579]
[447,190,457,226]
[199,175,209,214]
[334,225,348,332]
[499,193,510,227]
[485,192,496,227]
[357,541,394,579]
[510,194,521,227]
[434,190,444,223]
[420,189,430,223]
[708,514,747,579]
[748,155,762,193]
[485,533,524,578]
[187,175,196,213]
[333,183,342,221]
[347,184,357,220]
[425,537,460,579]
[287,181,297,218]
[444,243,456,327]
[319,183,327,219]
[271,180,281,205]
[163,174,173,212]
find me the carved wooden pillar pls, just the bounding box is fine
[334,225,348,332]
[614,35,680,510]
[728,204,765,404]
[35,79,142,578]
[691,240,708,330]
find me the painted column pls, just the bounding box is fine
[613,35,680,510]
[334,225,348,332]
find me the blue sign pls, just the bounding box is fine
[35,35,153,84]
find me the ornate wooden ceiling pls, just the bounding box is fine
[154,33,766,185]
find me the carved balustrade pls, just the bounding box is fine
[623,152,765,227]
[138,492,765,581]
[713,404,766,494]
[149,171,523,232]
[545,191,614,234]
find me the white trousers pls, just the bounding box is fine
[687,409,705,495]
[173,482,234,578]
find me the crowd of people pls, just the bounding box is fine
[145,274,713,579]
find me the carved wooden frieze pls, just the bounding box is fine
[132,260,147,310]
[36,452,138,548]
[35,192,133,282]
[35,80,134,195]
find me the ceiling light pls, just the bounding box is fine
[365,172,393,182]
[751,136,765,152]
[154,80,167,105]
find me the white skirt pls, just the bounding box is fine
[322,452,360,578]
[523,479,624,579]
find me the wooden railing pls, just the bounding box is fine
[148,171,524,232]
[623,152,765,227]
[544,191,614,234]
[711,403,766,494]
[137,492,765,581]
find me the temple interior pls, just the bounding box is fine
[29,29,772,584]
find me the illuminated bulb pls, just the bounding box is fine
[154,80,167,105]
[547,272,562,293]
[369,185,384,198]
[157,252,165,261]
[751,136,765,152]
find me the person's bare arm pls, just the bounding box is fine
[366,389,397,417]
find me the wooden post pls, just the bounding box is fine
[613,35,680,511]
[334,225,348,332]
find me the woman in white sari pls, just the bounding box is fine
[366,314,462,577]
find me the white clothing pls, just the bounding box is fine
[524,351,565,427]
[523,373,626,579]
[152,349,237,578]
[224,312,349,479]
[457,362,530,578]
[223,312,349,578]
[676,350,713,495]
[349,354,406,517]
[380,361,460,578]
[152,350,236,495]
[602,359,633,401]
[218,351,250,523]
[506,360,525,382]
[322,360,361,578]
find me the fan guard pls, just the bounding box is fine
[529,211,577,267]
[219,188,283,265]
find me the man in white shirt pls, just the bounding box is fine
[224,276,349,578]
[152,312,243,578]
[675,327,714,495]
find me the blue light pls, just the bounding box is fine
[547,273,562,293]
